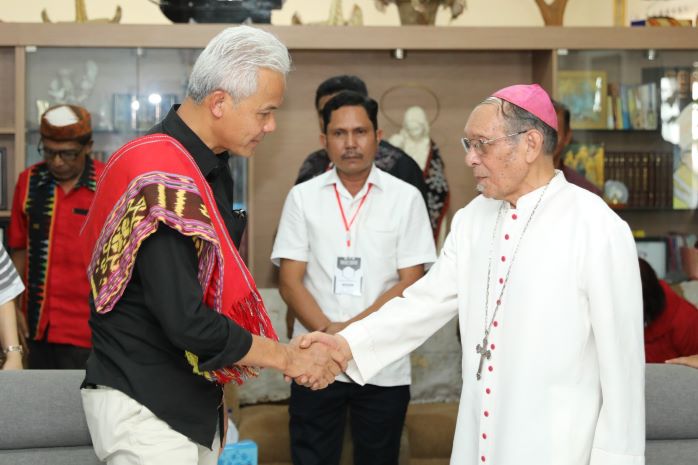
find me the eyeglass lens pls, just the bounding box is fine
[39,144,81,161]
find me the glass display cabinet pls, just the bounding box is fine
[557,49,698,210]
[23,46,248,212]
[558,49,698,281]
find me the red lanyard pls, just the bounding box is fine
[334,183,373,248]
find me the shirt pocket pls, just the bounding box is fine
[362,227,399,283]
[362,226,398,258]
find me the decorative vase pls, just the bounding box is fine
[395,0,439,25]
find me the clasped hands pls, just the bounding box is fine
[283,332,352,390]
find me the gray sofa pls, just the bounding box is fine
[0,370,100,465]
[1,364,697,465]
[645,363,698,464]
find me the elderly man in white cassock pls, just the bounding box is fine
[307,83,645,465]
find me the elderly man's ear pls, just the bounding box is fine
[209,90,228,118]
[524,129,545,163]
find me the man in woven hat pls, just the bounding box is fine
[305,84,645,465]
[9,103,105,369]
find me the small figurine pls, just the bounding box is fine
[292,0,364,26]
[389,106,450,245]
[42,0,121,24]
[375,0,465,25]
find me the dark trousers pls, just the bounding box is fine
[27,340,90,369]
[289,381,410,465]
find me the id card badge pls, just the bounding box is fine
[333,257,363,296]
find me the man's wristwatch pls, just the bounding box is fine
[2,345,23,355]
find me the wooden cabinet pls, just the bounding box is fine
[0,24,696,286]
[0,46,23,218]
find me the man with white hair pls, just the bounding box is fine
[80,26,343,465]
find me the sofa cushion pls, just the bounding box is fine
[645,364,698,440]
[0,370,92,449]
[646,439,698,465]
[0,447,100,465]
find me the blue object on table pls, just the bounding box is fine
[218,439,258,465]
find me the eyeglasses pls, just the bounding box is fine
[460,130,529,155]
[37,142,84,162]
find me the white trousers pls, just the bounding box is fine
[81,386,220,465]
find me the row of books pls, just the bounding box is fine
[611,65,698,131]
[607,82,658,130]
[558,67,697,132]
[605,150,673,208]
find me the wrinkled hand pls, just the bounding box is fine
[666,354,698,369]
[299,332,352,367]
[284,334,346,390]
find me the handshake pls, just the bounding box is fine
[282,332,352,390]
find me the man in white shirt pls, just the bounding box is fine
[272,91,436,465]
[306,84,646,465]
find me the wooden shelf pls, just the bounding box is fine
[0,23,697,50]
[1,22,696,285]
[0,211,11,219]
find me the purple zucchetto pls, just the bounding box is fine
[492,84,558,132]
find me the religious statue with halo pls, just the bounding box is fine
[389,106,450,246]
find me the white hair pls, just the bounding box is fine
[187,25,291,104]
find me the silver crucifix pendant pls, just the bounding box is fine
[475,336,491,380]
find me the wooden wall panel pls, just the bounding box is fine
[251,49,535,287]
[0,48,14,129]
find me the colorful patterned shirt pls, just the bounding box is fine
[9,156,104,348]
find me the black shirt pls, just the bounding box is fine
[83,106,253,447]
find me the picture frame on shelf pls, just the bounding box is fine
[642,66,693,144]
[562,143,605,190]
[557,70,608,129]
[636,237,668,279]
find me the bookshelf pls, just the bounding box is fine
[558,48,698,223]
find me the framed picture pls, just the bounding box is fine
[636,237,668,279]
[557,70,608,129]
[562,143,605,189]
[0,147,6,211]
